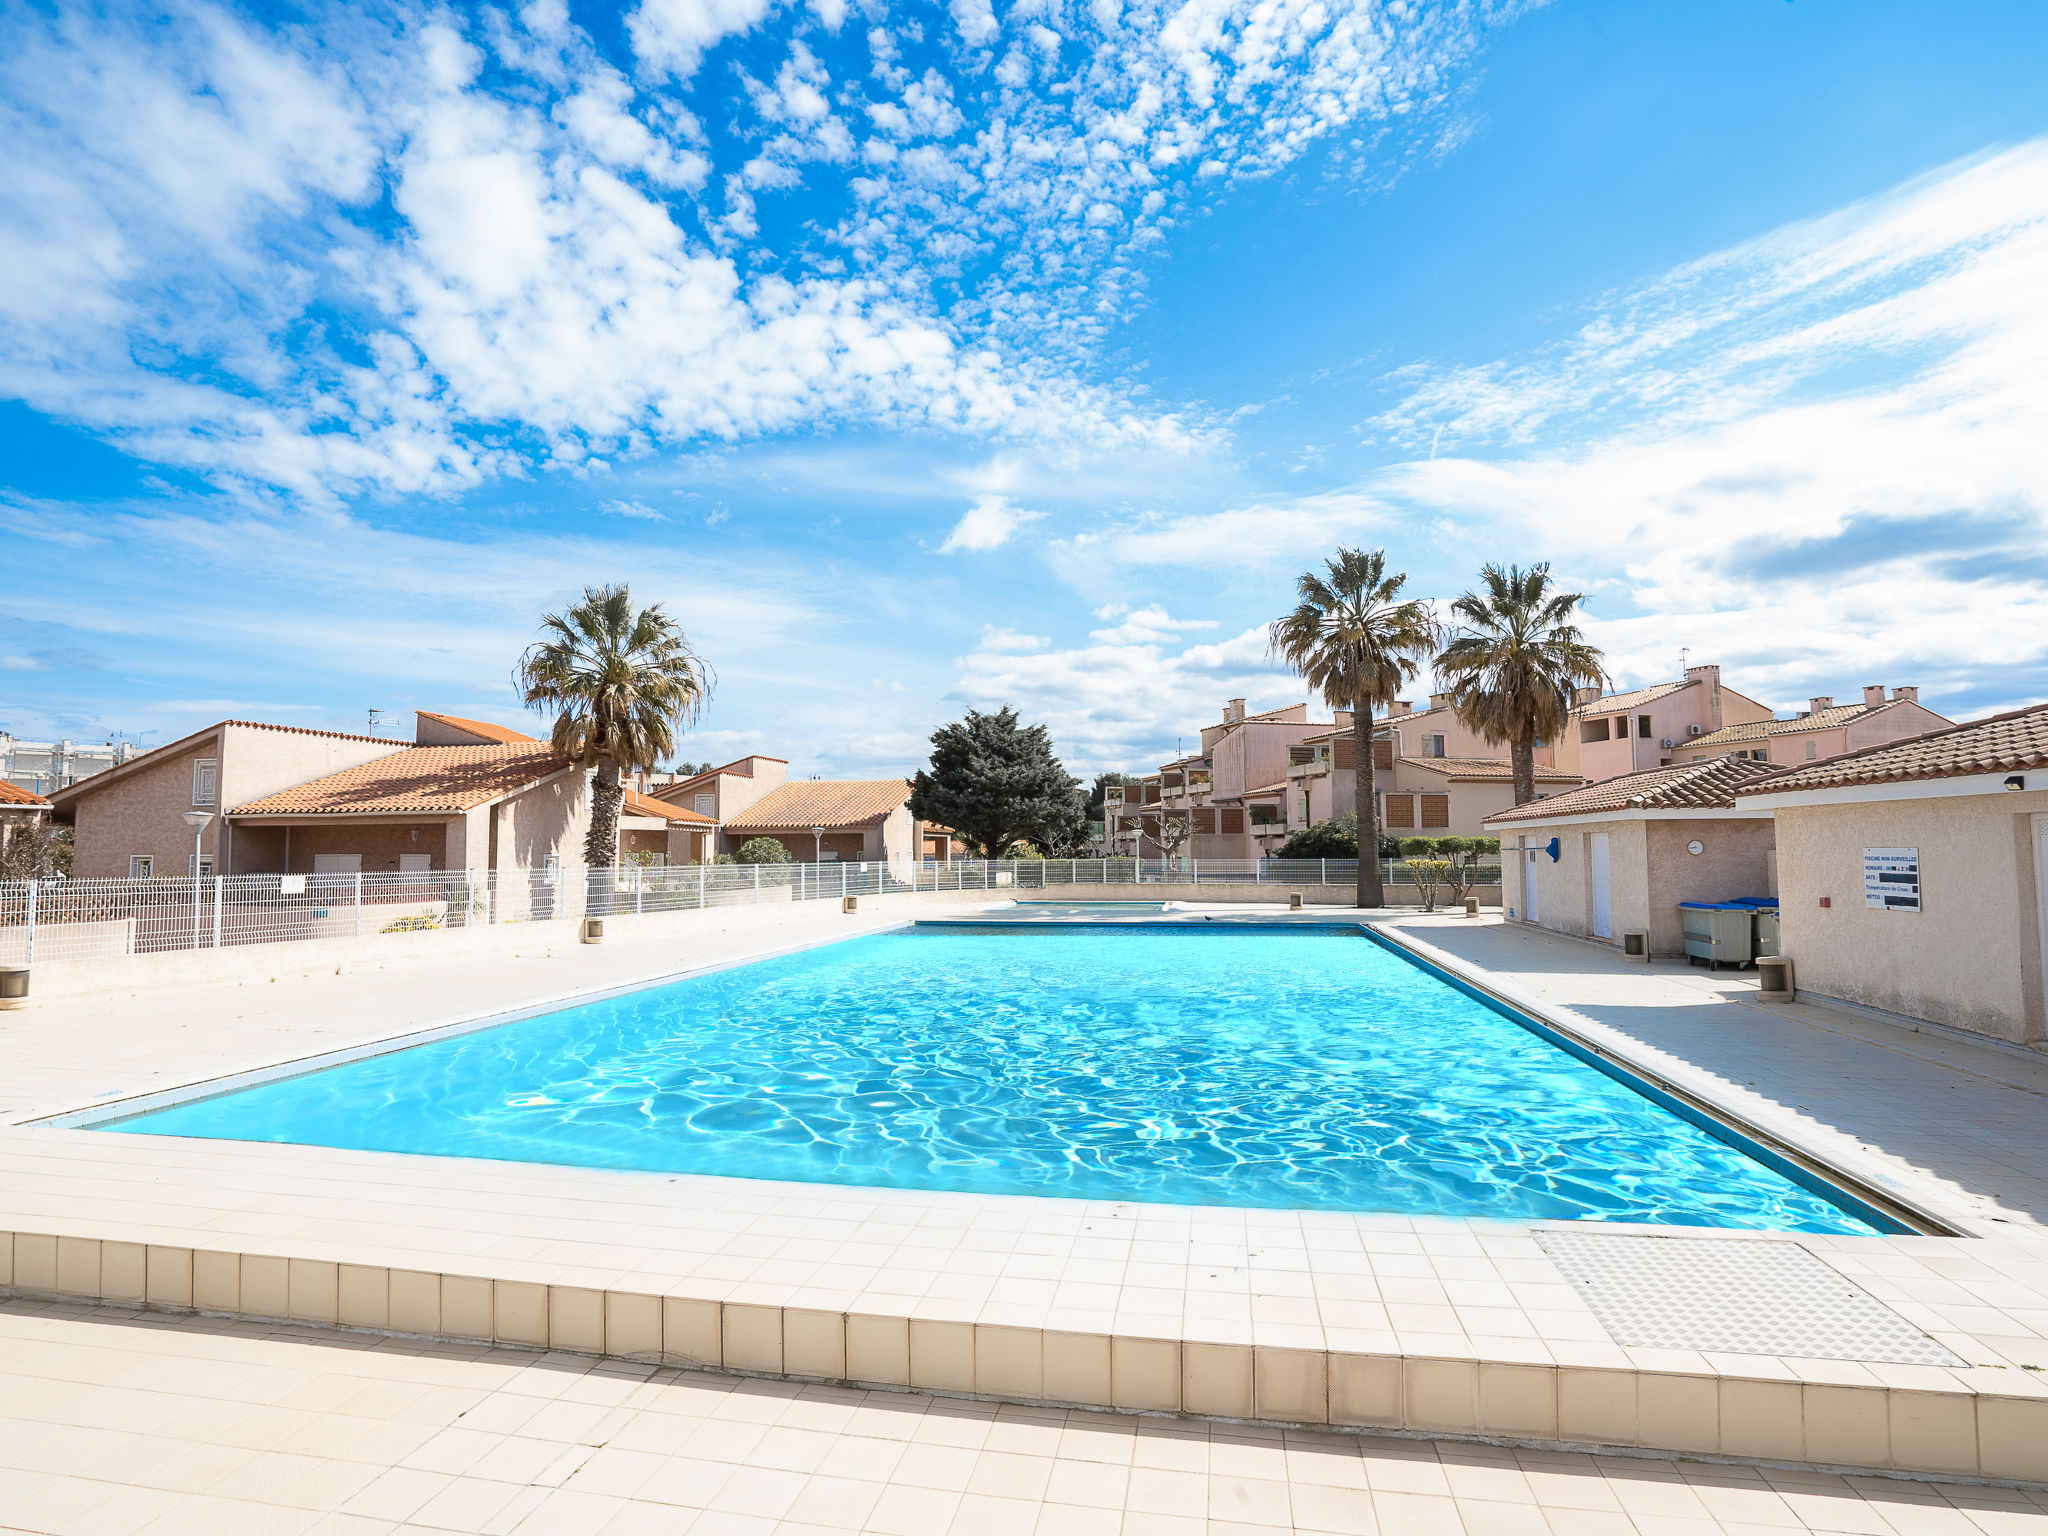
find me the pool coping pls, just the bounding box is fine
[3,907,2045,1484]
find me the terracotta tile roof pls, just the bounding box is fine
[0,780,51,807]
[1485,756,1788,824]
[1398,756,1582,783]
[415,711,540,745]
[1681,701,1909,749]
[1570,679,1695,716]
[1735,702,2048,795]
[1243,781,1288,797]
[230,745,571,816]
[623,788,714,824]
[724,779,912,831]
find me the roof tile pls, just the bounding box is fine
[1485,756,1787,824]
[0,780,51,808]
[415,711,541,745]
[1735,701,2048,795]
[1683,702,1892,749]
[1397,756,1582,783]
[230,745,570,816]
[725,779,912,831]
[1570,679,1695,716]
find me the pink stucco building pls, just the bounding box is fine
[1667,685,1950,769]
[1552,665,1776,784]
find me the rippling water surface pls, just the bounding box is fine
[112,928,1877,1232]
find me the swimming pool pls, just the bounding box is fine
[106,926,1886,1233]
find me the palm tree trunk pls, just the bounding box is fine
[1355,699,1384,908]
[1511,735,1536,807]
[585,760,624,868]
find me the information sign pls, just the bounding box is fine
[1863,847,1920,911]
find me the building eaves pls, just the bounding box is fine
[1486,756,1787,824]
[1397,756,1582,782]
[1570,679,1695,717]
[1733,701,2048,796]
[229,745,573,817]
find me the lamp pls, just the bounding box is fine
[182,810,214,950]
[812,825,826,863]
[2005,774,2026,791]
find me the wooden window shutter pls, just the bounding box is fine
[1373,738,1393,771]
[1385,795,1415,828]
[1421,794,1450,828]
[1194,808,1216,834]
[1219,808,1245,834]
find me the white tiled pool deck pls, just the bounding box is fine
[3,900,2047,1488]
[6,1294,2044,1536]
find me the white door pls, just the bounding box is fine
[2035,816,2048,1017]
[399,853,431,873]
[313,853,362,874]
[1590,833,1613,939]
[1525,848,1540,923]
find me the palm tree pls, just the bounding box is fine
[517,585,713,871]
[1435,563,1607,806]
[1269,548,1437,908]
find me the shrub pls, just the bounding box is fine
[1274,815,1357,858]
[734,837,793,865]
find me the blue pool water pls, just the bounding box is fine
[110,928,1880,1232]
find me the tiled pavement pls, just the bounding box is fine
[3,1296,2044,1536]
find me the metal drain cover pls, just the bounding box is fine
[1536,1233,1964,1366]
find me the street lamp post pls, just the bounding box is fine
[182,810,214,951]
[811,825,825,864]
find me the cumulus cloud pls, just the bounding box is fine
[1088,142,2048,714]
[0,1,1206,505]
[937,493,1043,552]
[952,613,1302,770]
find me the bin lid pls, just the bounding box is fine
[1727,897,1779,908]
[1678,901,1748,910]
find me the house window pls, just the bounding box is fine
[1193,808,1217,834]
[188,855,215,878]
[1372,738,1394,771]
[1423,734,1447,758]
[192,758,217,807]
[1805,740,1817,760]
[1219,808,1246,834]
[129,855,154,879]
[1421,794,1450,828]
[1385,795,1416,829]
[1638,716,1653,739]
[1298,795,1310,823]
[693,793,715,815]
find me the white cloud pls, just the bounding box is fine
[952,614,1305,771]
[0,3,1207,505]
[627,0,774,80]
[937,494,1044,553]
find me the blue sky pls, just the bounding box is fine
[5,0,2047,776]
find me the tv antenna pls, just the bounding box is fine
[367,709,383,735]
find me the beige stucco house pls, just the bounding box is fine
[49,711,717,881]
[1736,702,2048,1047]
[48,720,404,879]
[1553,665,1775,784]
[720,779,922,863]
[650,755,789,825]
[1287,725,1582,840]
[1486,757,1786,956]
[1667,685,1950,769]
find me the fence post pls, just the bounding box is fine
[698,863,706,909]
[1191,857,1198,886]
[212,875,224,948]
[754,865,761,896]
[1321,857,1327,886]
[354,872,362,937]
[24,880,35,965]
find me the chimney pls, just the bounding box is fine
[1333,709,1354,728]
[1387,700,1412,717]
[1809,695,1834,715]
[1428,692,1450,710]
[1224,698,1245,723]
[1891,686,1918,705]
[1861,685,1885,708]
[1575,685,1603,705]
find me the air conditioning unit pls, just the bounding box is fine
[1686,724,1703,736]
[1660,738,1677,749]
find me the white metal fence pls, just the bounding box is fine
[0,858,1502,968]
